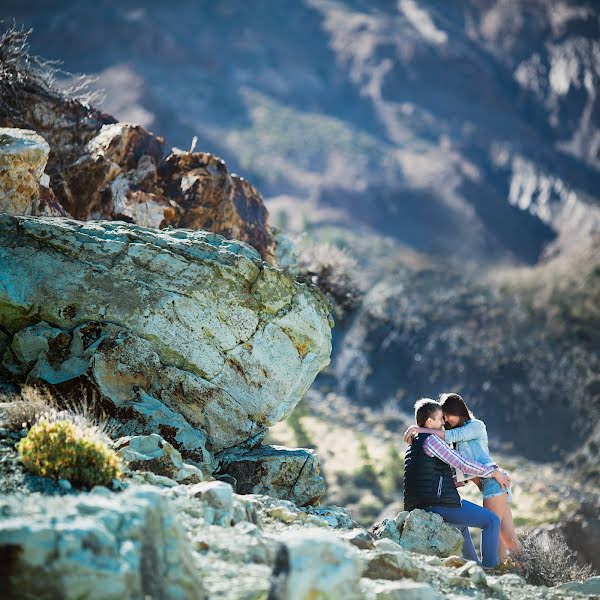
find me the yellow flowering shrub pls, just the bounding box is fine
[17,419,122,488]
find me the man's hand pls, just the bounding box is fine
[403,425,420,443]
[492,469,511,489]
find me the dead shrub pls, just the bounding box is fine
[518,530,596,587]
[295,240,362,318]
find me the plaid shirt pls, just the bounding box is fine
[422,434,496,487]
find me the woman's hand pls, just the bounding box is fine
[403,425,421,443]
[492,469,511,489]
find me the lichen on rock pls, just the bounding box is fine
[0,214,332,473]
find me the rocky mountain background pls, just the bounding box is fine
[2,0,598,464]
[0,1,600,597]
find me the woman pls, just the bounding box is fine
[404,393,522,562]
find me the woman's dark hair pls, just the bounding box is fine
[438,393,473,426]
[414,398,442,427]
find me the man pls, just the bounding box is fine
[403,398,511,568]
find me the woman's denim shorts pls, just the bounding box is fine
[481,477,513,502]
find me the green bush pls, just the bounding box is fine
[17,419,122,488]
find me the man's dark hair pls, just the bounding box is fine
[414,398,442,427]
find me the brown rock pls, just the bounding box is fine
[0,127,49,214]
[1,56,276,261]
[158,150,276,263]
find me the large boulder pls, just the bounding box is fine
[399,510,463,558]
[0,485,205,600]
[0,215,333,466]
[217,445,326,507]
[0,128,49,215]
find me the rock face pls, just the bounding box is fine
[217,445,326,507]
[0,127,49,214]
[0,215,332,466]
[0,485,205,600]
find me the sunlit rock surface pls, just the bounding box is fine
[0,215,332,464]
[0,485,206,600]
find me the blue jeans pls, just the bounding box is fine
[426,499,501,568]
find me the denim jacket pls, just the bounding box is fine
[444,418,496,476]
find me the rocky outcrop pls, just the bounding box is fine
[0,27,275,262]
[0,215,332,468]
[0,128,49,214]
[0,485,206,600]
[216,445,326,507]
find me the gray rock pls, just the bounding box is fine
[300,504,357,528]
[371,517,401,544]
[399,509,463,558]
[556,575,600,594]
[115,433,205,483]
[217,445,326,506]
[188,480,234,526]
[362,545,419,580]
[0,215,333,461]
[341,528,376,550]
[360,578,441,600]
[269,530,363,600]
[0,485,205,599]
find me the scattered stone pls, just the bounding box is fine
[468,565,487,586]
[341,528,376,550]
[443,555,468,568]
[57,479,72,492]
[0,485,205,599]
[300,504,356,528]
[399,509,463,558]
[115,433,205,483]
[188,480,234,526]
[371,517,401,544]
[362,545,419,580]
[360,578,441,600]
[217,445,326,506]
[269,530,363,600]
[455,560,479,578]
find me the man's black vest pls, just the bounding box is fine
[403,433,461,511]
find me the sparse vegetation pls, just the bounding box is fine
[295,239,362,318]
[0,23,100,120]
[518,530,596,587]
[1,386,57,431]
[17,418,122,489]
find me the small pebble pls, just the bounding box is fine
[58,479,72,491]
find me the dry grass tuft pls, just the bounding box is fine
[0,384,120,442]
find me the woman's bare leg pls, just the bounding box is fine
[483,495,508,559]
[498,504,523,556]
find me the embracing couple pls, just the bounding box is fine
[402,393,522,569]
